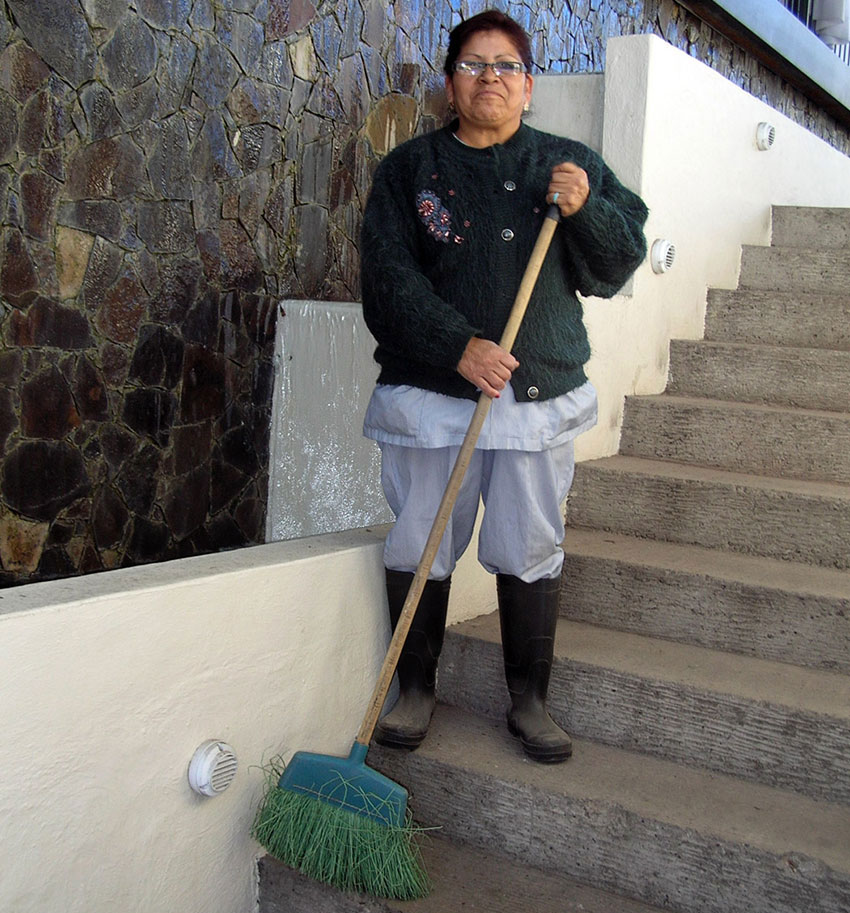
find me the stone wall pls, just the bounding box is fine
[0,0,847,587]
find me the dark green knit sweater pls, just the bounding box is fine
[360,121,648,402]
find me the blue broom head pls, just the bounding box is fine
[253,741,431,899]
[279,741,407,827]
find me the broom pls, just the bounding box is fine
[253,203,562,899]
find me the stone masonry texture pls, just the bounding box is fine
[0,0,847,586]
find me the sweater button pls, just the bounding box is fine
[504,180,516,191]
[527,385,539,399]
[501,228,514,241]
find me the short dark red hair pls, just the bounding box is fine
[444,9,533,76]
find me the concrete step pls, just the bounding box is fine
[619,394,850,483]
[437,611,850,805]
[559,528,850,674]
[369,706,850,913]
[771,205,850,249]
[567,455,850,569]
[704,288,850,350]
[667,339,850,411]
[258,835,666,913]
[739,246,850,294]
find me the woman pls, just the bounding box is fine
[360,10,648,763]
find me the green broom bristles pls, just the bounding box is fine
[252,761,431,900]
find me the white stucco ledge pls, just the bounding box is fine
[0,525,389,618]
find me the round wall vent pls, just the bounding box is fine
[756,122,776,151]
[188,740,238,797]
[650,239,676,274]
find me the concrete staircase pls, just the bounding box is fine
[258,206,850,912]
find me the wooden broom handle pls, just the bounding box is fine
[356,204,561,747]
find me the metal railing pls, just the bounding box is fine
[781,0,850,63]
[783,0,814,25]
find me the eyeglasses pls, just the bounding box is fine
[453,60,527,78]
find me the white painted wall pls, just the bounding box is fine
[529,73,605,152]
[6,34,850,913]
[267,300,391,542]
[0,531,383,912]
[0,527,494,913]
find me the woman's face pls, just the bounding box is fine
[445,29,533,142]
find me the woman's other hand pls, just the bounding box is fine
[457,337,519,398]
[548,162,590,217]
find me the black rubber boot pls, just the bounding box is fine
[497,573,572,764]
[374,569,451,750]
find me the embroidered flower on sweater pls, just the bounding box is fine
[416,190,463,244]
